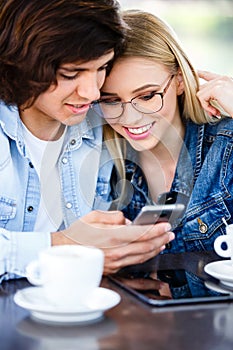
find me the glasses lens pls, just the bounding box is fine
[91,102,103,116]
[98,101,123,119]
[132,92,163,114]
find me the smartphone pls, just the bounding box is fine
[132,203,185,225]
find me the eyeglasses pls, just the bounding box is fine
[92,75,174,120]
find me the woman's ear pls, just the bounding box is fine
[176,71,184,96]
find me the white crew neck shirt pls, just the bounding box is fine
[22,124,66,232]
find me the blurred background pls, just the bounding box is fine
[119,0,233,75]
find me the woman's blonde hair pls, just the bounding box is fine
[104,10,214,208]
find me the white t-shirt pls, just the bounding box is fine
[22,124,66,232]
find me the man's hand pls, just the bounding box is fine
[53,210,174,275]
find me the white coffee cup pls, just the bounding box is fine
[26,245,104,309]
[214,231,233,259]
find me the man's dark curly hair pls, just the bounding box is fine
[0,0,126,108]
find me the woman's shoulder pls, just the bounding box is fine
[204,117,233,137]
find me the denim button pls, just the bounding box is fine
[66,202,72,209]
[197,218,208,233]
[27,206,33,212]
[70,139,76,146]
[62,157,68,164]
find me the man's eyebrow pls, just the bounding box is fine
[59,58,114,73]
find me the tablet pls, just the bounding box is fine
[108,253,233,307]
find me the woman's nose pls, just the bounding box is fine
[118,103,144,125]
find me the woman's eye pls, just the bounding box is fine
[139,91,157,101]
[100,97,120,105]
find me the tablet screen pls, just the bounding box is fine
[108,252,233,307]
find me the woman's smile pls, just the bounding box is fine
[123,122,154,140]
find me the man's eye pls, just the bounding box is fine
[99,64,109,72]
[61,74,77,80]
[59,73,78,80]
[139,91,157,101]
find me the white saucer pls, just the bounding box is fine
[204,281,232,294]
[204,260,233,287]
[14,287,120,325]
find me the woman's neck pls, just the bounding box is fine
[139,121,185,203]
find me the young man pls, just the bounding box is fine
[0,0,173,281]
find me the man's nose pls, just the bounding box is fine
[76,75,100,102]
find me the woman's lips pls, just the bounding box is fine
[66,103,90,114]
[123,123,154,140]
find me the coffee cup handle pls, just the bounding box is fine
[214,236,232,258]
[26,260,43,286]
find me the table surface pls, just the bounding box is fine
[1,251,233,350]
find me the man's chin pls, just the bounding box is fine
[64,113,88,126]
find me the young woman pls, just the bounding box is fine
[94,10,233,295]
[0,2,174,282]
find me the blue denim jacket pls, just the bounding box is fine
[114,118,233,296]
[0,103,113,281]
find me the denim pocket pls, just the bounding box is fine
[0,196,17,226]
[182,196,228,251]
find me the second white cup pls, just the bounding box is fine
[214,234,233,260]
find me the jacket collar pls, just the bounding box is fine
[171,120,204,197]
[0,102,103,155]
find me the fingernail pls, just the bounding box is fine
[160,245,166,252]
[168,232,175,241]
[125,218,132,225]
[165,223,172,231]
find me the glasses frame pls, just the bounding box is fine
[92,74,174,120]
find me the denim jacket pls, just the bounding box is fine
[0,103,113,281]
[114,118,233,296]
